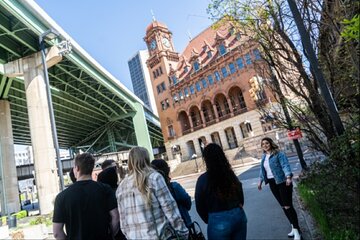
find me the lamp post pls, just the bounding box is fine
[39,28,65,191]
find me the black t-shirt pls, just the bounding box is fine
[53,180,117,240]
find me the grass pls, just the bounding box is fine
[298,183,359,240]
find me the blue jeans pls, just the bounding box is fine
[207,207,247,240]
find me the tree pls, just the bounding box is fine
[207,0,359,154]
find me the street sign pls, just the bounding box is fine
[287,127,303,140]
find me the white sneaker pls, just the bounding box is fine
[293,229,301,240]
[288,225,294,238]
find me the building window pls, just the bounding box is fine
[161,99,170,110]
[246,122,253,132]
[184,66,189,73]
[156,82,166,94]
[207,51,212,58]
[229,27,235,35]
[171,75,178,85]
[159,66,163,74]
[168,125,175,137]
[207,75,214,85]
[238,91,247,109]
[193,61,200,72]
[161,82,166,91]
[195,81,202,92]
[236,58,244,69]
[215,101,223,117]
[253,49,261,60]
[219,44,227,55]
[156,68,160,76]
[229,63,236,74]
[190,85,195,95]
[214,71,221,81]
[153,71,156,78]
[221,67,228,78]
[184,87,189,97]
[236,33,241,40]
[173,94,179,103]
[245,53,252,65]
[201,78,208,88]
[179,90,184,100]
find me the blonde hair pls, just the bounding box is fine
[128,147,153,205]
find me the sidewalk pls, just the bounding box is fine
[181,161,319,240]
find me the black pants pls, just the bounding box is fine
[268,178,299,229]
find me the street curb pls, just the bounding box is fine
[293,179,322,240]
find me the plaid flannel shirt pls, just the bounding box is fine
[116,171,188,239]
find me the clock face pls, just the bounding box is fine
[150,39,157,50]
[162,37,170,48]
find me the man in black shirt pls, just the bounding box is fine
[53,153,119,240]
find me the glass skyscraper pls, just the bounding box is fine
[128,50,158,116]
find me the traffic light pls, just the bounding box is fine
[249,88,258,101]
[249,76,260,91]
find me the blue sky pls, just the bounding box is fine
[34,0,214,92]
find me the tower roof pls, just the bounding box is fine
[146,21,168,33]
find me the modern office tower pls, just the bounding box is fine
[128,50,158,116]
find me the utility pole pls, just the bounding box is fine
[286,0,345,136]
[269,69,308,171]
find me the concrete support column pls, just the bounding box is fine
[212,104,219,122]
[219,130,230,150]
[227,98,234,114]
[133,102,153,160]
[179,142,190,161]
[204,134,212,145]
[164,143,173,161]
[193,138,202,156]
[0,100,20,214]
[4,46,63,214]
[233,124,244,145]
[199,110,206,127]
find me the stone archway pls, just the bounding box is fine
[228,86,247,115]
[201,99,215,125]
[189,105,203,129]
[214,93,230,119]
[178,111,191,133]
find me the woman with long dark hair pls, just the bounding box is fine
[195,143,247,240]
[258,137,301,240]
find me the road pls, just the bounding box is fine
[174,156,310,239]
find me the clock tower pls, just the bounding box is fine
[144,21,180,159]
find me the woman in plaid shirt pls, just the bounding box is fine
[116,147,188,239]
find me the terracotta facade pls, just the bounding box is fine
[144,21,277,160]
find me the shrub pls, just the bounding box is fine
[299,124,360,240]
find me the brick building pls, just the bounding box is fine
[144,20,279,161]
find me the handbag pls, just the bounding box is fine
[188,221,205,240]
[150,199,187,240]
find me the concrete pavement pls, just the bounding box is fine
[178,161,317,240]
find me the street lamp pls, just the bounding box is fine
[39,28,71,191]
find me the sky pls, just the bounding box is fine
[15,0,213,151]
[34,0,214,92]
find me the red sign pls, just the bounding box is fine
[287,128,303,140]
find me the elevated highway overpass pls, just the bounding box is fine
[0,0,163,214]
